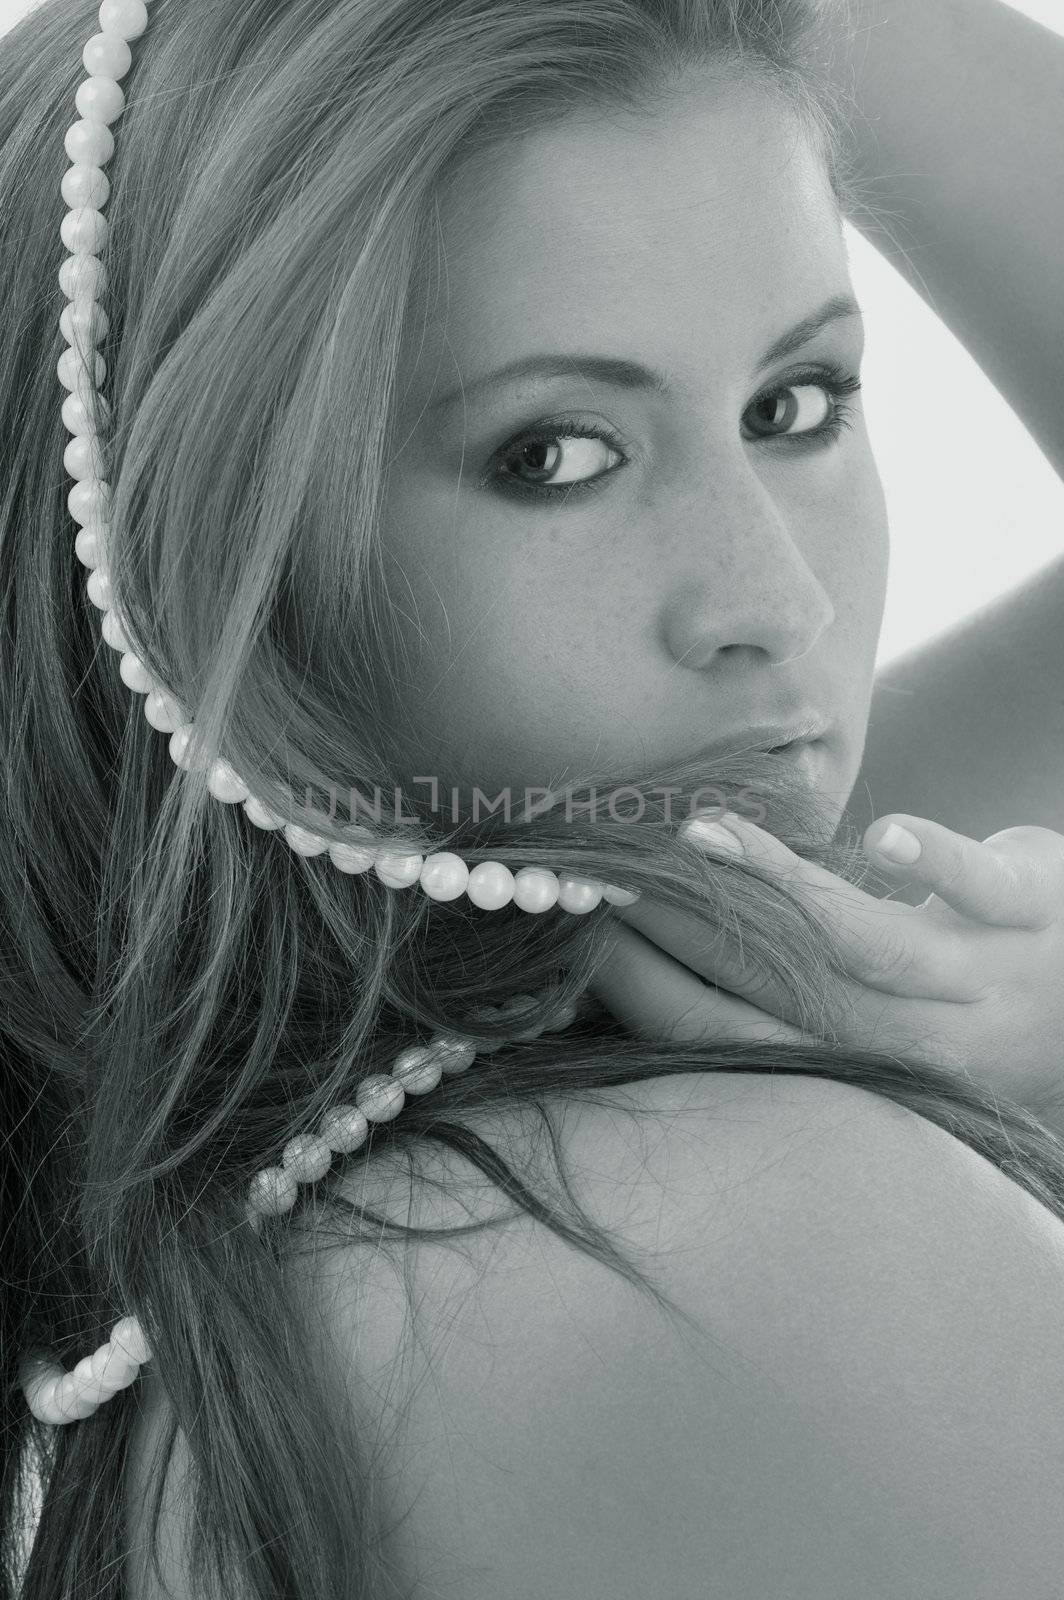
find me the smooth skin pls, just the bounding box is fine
[383,68,888,825]
[382,1,1064,1136]
[596,808,1064,1131]
[839,0,1064,484]
[594,0,1064,1132]
[839,0,1064,845]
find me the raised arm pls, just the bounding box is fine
[827,0,1064,481]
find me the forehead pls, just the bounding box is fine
[406,71,850,396]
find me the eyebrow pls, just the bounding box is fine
[426,293,863,415]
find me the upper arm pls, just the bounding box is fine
[359,1071,1064,1599]
[839,0,1064,481]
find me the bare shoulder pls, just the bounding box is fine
[324,1070,1064,1599]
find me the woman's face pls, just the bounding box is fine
[380,68,889,833]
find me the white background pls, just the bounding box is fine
[2,0,1061,670]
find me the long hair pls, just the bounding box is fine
[3,1,1063,1595]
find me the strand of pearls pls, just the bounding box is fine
[58,3,638,920]
[38,0,637,1433]
[21,986,585,1424]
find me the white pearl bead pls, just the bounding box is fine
[62,162,111,211]
[86,568,111,609]
[63,393,101,440]
[26,1377,59,1424]
[70,1362,113,1406]
[418,851,469,901]
[59,259,108,315]
[63,1385,99,1421]
[280,1134,334,1185]
[68,475,110,525]
[111,1316,151,1366]
[75,527,103,567]
[542,997,579,1032]
[168,725,195,770]
[89,1344,117,1382]
[390,1045,444,1096]
[354,1074,406,1123]
[73,1376,120,1401]
[429,1033,477,1075]
[60,209,109,259]
[63,432,106,483]
[243,795,285,830]
[496,993,537,1016]
[58,354,102,411]
[83,33,133,82]
[328,840,376,874]
[468,1005,508,1054]
[61,298,110,350]
[496,994,542,1042]
[99,0,150,42]
[375,849,424,889]
[247,1166,299,1217]
[89,1345,133,1391]
[119,652,152,693]
[556,874,605,914]
[75,75,126,126]
[512,867,560,913]
[64,120,115,169]
[284,822,330,858]
[206,759,250,804]
[143,688,184,732]
[62,427,107,483]
[73,1353,99,1386]
[317,1104,370,1154]
[100,609,131,652]
[466,861,515,910]
[601,884,640,906]
[100,604,130,649]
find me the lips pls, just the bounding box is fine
[768,734,819,753]
[681,715,832,767]
[744,718,830,753]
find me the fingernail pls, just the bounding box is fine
[680,815,746,856]
[873,822,922,865]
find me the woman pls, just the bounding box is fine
[3,0,1064,1595]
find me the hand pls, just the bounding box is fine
[589,810,1064,1121]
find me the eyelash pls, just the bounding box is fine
[481,363,864,504]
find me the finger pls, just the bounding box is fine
[864,817,1064,931]
[663,810,979,1001]
[598,912,974,1069]
[590,919,813,1048]
[615,893,813,1029]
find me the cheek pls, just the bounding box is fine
[853,462,891,622]
[814,446,890,638]
[377,495,579,786]
[379,488,646,794]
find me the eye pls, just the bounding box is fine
[480,364,864,506]
[742,367,864,444]
[485,416,627,503]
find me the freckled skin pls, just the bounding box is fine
[380,68,889,831]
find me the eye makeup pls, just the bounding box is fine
[477,360,864,504]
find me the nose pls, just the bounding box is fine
[661,480,836,670]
